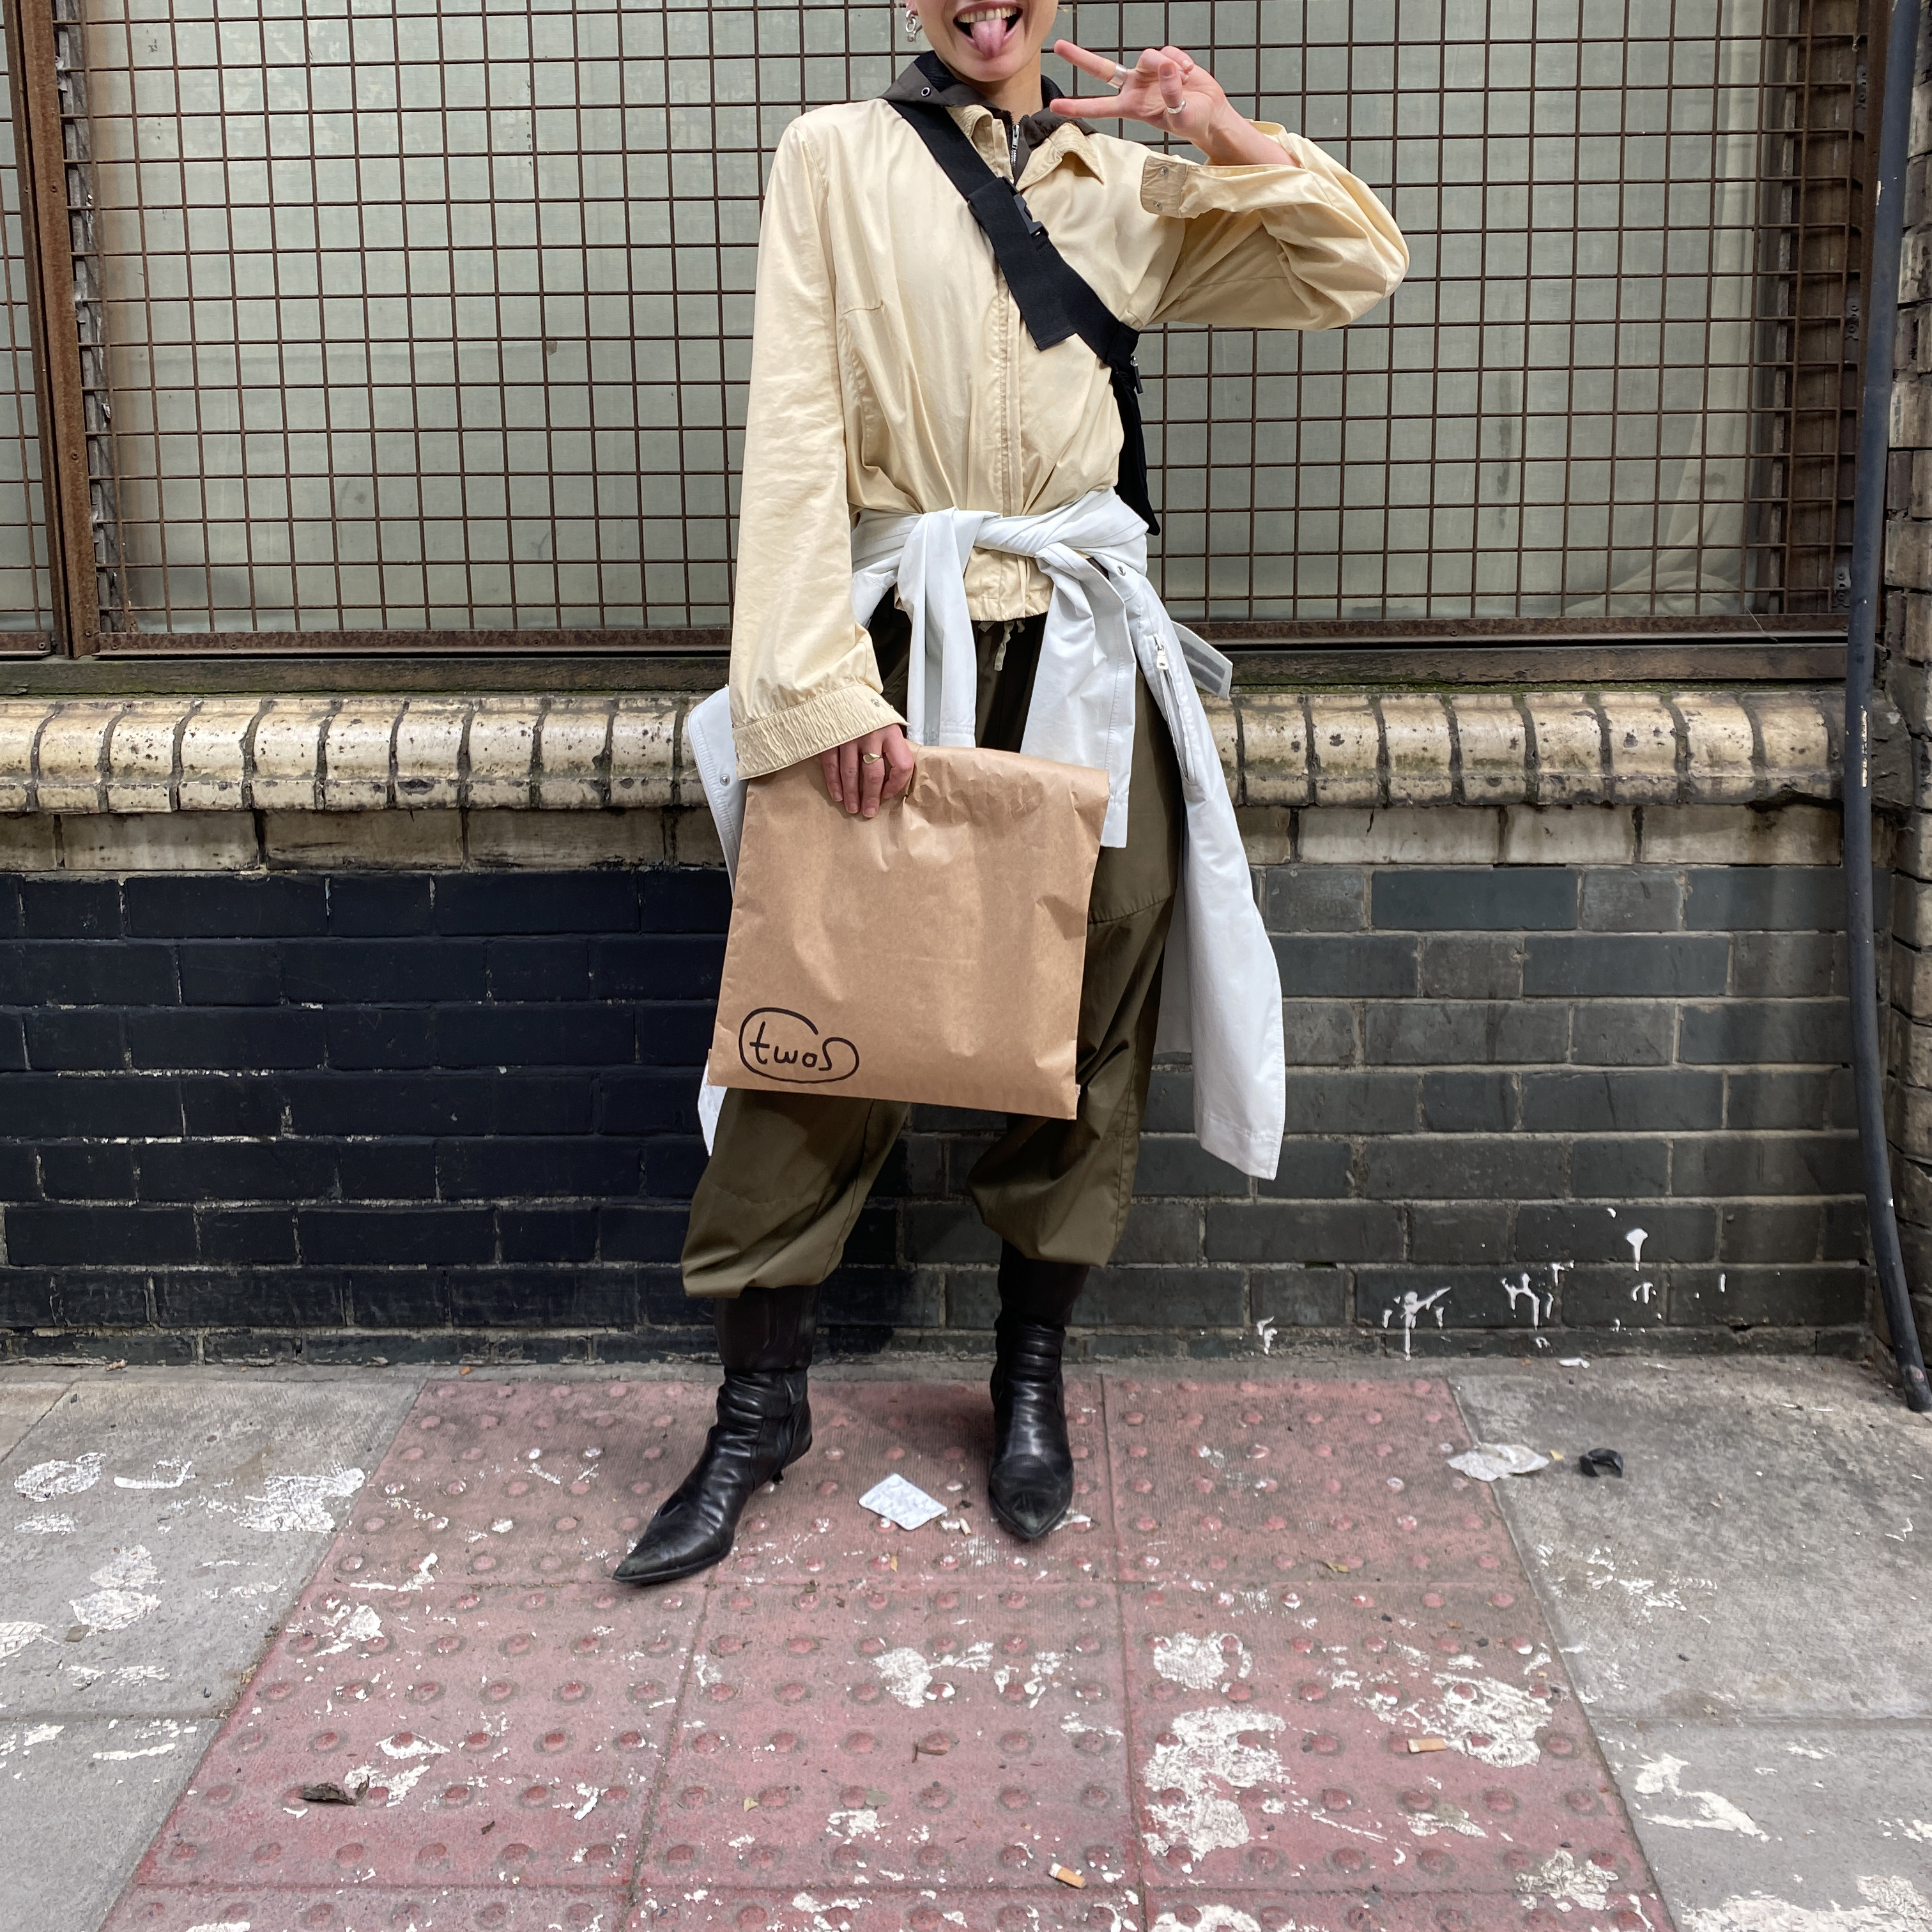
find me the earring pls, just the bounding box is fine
[902,2,922,39]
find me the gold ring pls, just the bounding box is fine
[860,751,884,763]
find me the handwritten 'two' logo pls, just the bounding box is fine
[738,1008,860,1084]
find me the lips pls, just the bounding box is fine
[954,5,1022,56]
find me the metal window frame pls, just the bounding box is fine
[0,0,1869,679]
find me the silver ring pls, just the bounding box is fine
[1104,61,1124,89]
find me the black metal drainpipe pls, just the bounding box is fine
[1846,0,1932,1411]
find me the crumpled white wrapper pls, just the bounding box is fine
[1447,1442,1551,1482]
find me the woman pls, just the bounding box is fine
[617,0,1405,1586]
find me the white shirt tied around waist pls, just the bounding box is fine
[686,486,1284,1179]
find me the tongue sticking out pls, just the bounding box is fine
[968,11,1013,54]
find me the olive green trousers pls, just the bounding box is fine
[681,610,1181,1296]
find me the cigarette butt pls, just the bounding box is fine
[1050,1866,1086,1889]
[1407,1736,1450,1753]
[890,1554,898,1571]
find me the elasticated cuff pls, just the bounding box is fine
[732,682,908,780]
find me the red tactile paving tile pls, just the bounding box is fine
[719,1379,1115,1587]
[126,1577,702,1895]
[1117,1581,1658,1910]
[1105,1377,1521,1587]
[322,1379,719,1592]
[641,1579,1135,1906]
[626,1890,1126,1932]
[106,1372,1671,1932]
[107,1890,619,1930]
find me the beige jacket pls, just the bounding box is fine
[728,94,1407,779]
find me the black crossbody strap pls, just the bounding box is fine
[887,95,1159,534]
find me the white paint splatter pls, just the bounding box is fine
[1682,1876,1932,1931]
[17,1514,76,1535]
[1151,1631,1252,1690]
[826,1808,882,1838]
[874,1646,935,1708]
[1255,1317,1276,1354]
[790,1894,870,1932]
[1517,1849,1611,1910]
[1503,1273,1551,1327]
[1381,1287,1450,1359]
[183,1923,252,1932]
[1632,1280,1655,1305]
[317,1601,383,1657]
[222,1466,365,1534]
[115,1459,195,1491]
[344,1729,449,1805]
[1365,1646,1551,1768]
[1149,1910,1271,1932]
[1625,1227,1648,1265]
[93,1717,195,1763]
[114,1664,169,1683]
[0,1722,63,1756]
[1140,1707,1286,1865]
[14,1455,102,1501]
[1632,1753,1768,1839]
[0,1621,48,1665]
[1406,1797,1485,1839]
[70,1545,161,1633]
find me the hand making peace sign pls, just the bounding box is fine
[1049,40,1300,167]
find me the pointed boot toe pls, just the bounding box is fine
[988,1455,1072,1541]
[613,1503,735,1586]
[615,1369,810,1588]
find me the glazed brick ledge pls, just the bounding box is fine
[0,686,1851,816]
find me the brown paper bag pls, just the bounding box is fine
[707,746,1108,1117]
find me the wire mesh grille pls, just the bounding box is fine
[66,0,1847,637]
[0,10,51,634]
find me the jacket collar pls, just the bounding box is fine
[884,52,1098,181]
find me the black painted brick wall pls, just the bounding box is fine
[0,861,1874,1363]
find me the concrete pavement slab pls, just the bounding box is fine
[0,1715,215,1932]
[1592,1719,1932,1931]
[0,1381,68,1462]
[1448,1360,1932,1721]
[0,1374,424,1719]
[1452,1357,1932,1931]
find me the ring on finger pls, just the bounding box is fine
[860,751,884,763]
[1103,59,1124,89]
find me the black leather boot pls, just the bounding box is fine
[615,1285,818,1586]
[988,1246,1087,1543]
